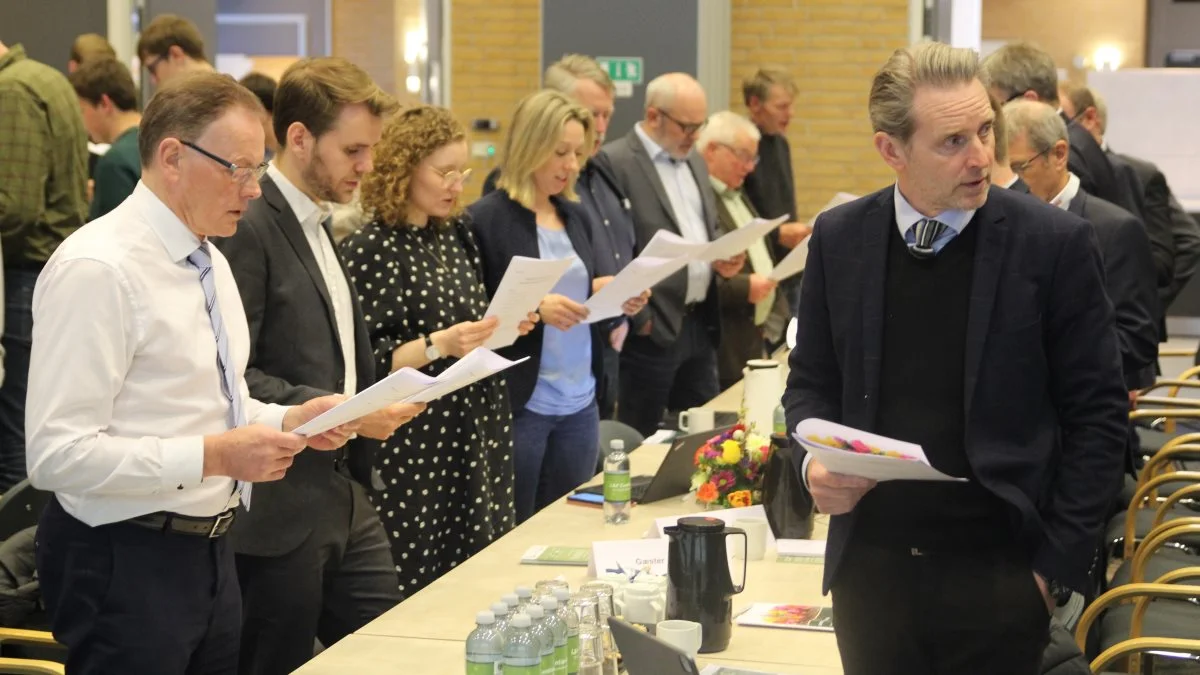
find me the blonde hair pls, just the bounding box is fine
[869,41,980,144]
[544,54,614,96]
[360,106,466,228]
[273,57,399,148]
[742,67,796,106]
[497,90,595,210]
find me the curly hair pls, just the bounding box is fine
[359,106,466,227]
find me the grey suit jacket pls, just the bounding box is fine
[600,126,722,348]
[214,176,377,557]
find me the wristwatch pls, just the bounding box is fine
[422,334,441,361]
[1045,577,1072,607]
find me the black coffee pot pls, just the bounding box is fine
[663,516,747,653]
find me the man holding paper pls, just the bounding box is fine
[783,43,1128,675]
[698,111,790,389]
[214,59,423,675]
[603,73,745,436]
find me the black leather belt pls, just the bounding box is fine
[127,508,237,538]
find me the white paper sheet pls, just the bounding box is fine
[583,255,687,323]
[767,240,808,282]
[292,349,528,436]
[641,230,709,260]
[481,256,574,349]
[699,215,787,263]
[791,418,967,482]
[775,539,827,557]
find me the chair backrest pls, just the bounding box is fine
[597,420,646,472]
[0,482,52,544]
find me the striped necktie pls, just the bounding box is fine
[186,242,251,509]
[908,218,948,259]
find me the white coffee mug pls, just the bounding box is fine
[622,584,665,624]
[656,619,703,658]
[733,517,769,561]
[678,407,715,434]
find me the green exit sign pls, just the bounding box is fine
[597,57,644,84]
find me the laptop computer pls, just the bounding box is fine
[575,425,734,504]
[609,617,783,675]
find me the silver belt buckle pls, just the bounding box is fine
[209,511,233,538]
[910,547,925,557]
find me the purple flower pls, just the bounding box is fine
[713,470,736,491]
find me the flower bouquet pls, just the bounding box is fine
[689,424,774,508]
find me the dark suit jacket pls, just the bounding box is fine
[712,190,788,386]
[1063,116,1141,219]
[1008,176,1032,194]
[466,189,608,411]
[783,185,1129,593]
[1117,152,1200,313]
[601,127,722,349]
[215,175,377,557]
[1066,190,1160,389]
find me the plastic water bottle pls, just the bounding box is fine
[503,614,542,675]
[603,440,631,525]
[515,585,534,612]
[525,604,556,675]
[466,610,505,675]
[773,402,787,436]
[501,593,521,617]
[540,596,569,675]
[491,601,515,642]
[552,588,580,675]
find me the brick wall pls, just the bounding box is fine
[449,0,541,184]
[729,0,911,220]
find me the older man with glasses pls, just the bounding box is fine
[602,72,744,436]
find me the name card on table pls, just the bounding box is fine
[648,504,777,547]
[588,538,669,579]
[775,538,826,565]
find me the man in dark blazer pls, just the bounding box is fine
[601,72,744,436]
[697,111,789,389]
[1003,99,1159,394]
[981,42,1141,219]
[784,43,1129,675]
[214,58,423,675]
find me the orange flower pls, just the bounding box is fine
[696,481,719,504]
[727,489,752,508]
[694,446,706,466]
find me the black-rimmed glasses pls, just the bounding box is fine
[181,140,269,185]
[655,108,707,136]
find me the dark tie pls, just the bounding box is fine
[908,218,947,259]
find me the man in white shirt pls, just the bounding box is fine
[213,57,423,675]
[27,72,358,675]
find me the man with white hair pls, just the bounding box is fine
[698,111,789,389]
[602,73,744,436]
[1003,98,1158,397]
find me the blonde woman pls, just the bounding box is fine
[340,106,535,595]
[468,90,649,523]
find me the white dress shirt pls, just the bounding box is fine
[1049,172,1082,211]
[26,182,288,526]
[267,163,357,395]
[635,123,712,303]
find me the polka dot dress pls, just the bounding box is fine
[341,216,516,596]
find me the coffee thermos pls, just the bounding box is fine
[663,517,748,653]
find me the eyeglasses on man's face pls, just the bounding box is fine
[656,108,707,137]
[429,166,473,188]
[1009,146,1052,175]
[180,140,269,185]
[717,142,760,168]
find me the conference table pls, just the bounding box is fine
[295,377,843,674]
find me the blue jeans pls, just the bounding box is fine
[0,271,37,491]
[512,402,600,523]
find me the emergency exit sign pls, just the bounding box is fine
[597,57,644,84]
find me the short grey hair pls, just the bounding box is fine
[1001,99,1067,154]
[980,42,1059,103]
[644,74,677,111]
[544,54,614,96]
[869,41,980,143]
[696,111,761,152]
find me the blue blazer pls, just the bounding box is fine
[783,185,1129,593]
[467,189,609,411]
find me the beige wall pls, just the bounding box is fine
[331,0,423,105]
[982,0,1147,81]
[729,0,911,219]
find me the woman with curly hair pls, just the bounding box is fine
[340,106,535,594]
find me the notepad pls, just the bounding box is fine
[520,545,591,566]
[735,603,834,632]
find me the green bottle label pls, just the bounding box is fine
[541,654,555,675]
[604,471,631,502]
[567,635,580,674]
[503,664,540,675]
[466,663,495,675]
[554,645,567,675]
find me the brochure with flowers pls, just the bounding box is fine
[735,603,834,632]
[792,419,967,482]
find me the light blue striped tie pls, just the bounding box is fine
[187,242,252,509]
